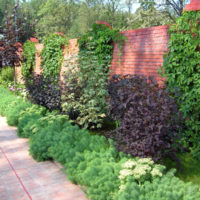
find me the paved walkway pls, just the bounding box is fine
[0,117,88,200]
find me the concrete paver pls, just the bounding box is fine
[0,117,88,200]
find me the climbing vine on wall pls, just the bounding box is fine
[78,23,125,65]
[62,23,126,129]
[160,11,200,156]
[41,33,68,79]
[24,33,67,111]
[22,40,36,79]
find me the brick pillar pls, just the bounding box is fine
[185,0,200,11]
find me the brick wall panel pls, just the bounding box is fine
[111,25,169,82]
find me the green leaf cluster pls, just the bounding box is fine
[62,23,126,129]
[115,170,200,200]
[160,11,200,156]
[41,33,68,79]
[22,40,36,79]
[0,66,14,85]
[0,87,32,126]
[6,100,32,126]
[17,105,47,138]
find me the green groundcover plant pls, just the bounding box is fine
[0,86,200,200]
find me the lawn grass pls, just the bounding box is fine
[161,153,200,186]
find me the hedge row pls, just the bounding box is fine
[0,86,200,200]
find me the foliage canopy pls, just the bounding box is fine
[62,23,125,129]
[160,10,200,157]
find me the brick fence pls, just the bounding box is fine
[16,25,169,83]
[15,0,199,83]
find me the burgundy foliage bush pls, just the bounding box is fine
[26,74,62,111]
[108,74,183,161]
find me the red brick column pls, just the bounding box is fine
[185,0,200,11]
[34,44,44,75]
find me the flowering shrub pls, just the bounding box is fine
[115,169,200,200]
[8,82,28,99]
[119,158,166,188]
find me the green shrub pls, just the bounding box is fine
[0,66,14,85]
[29,114,68,161]
[115,170,200,200]
[17,105,47,138]
[49,124,127,200]
[108,74,182,161]
[0,87,32,126]
[6,100,32,126]
[119,158,166,186]
[62,23,125,129]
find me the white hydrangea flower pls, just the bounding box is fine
[133,164,151,179]
[137,158,154,165]
[119,169,133,179]
[151,168,163,177]
[123,160,137,168]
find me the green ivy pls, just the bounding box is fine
[41,33,68,78]
[62,23,126,129]
[78,23,125,64]
[160,11,200,156]
[22,40,36,79]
